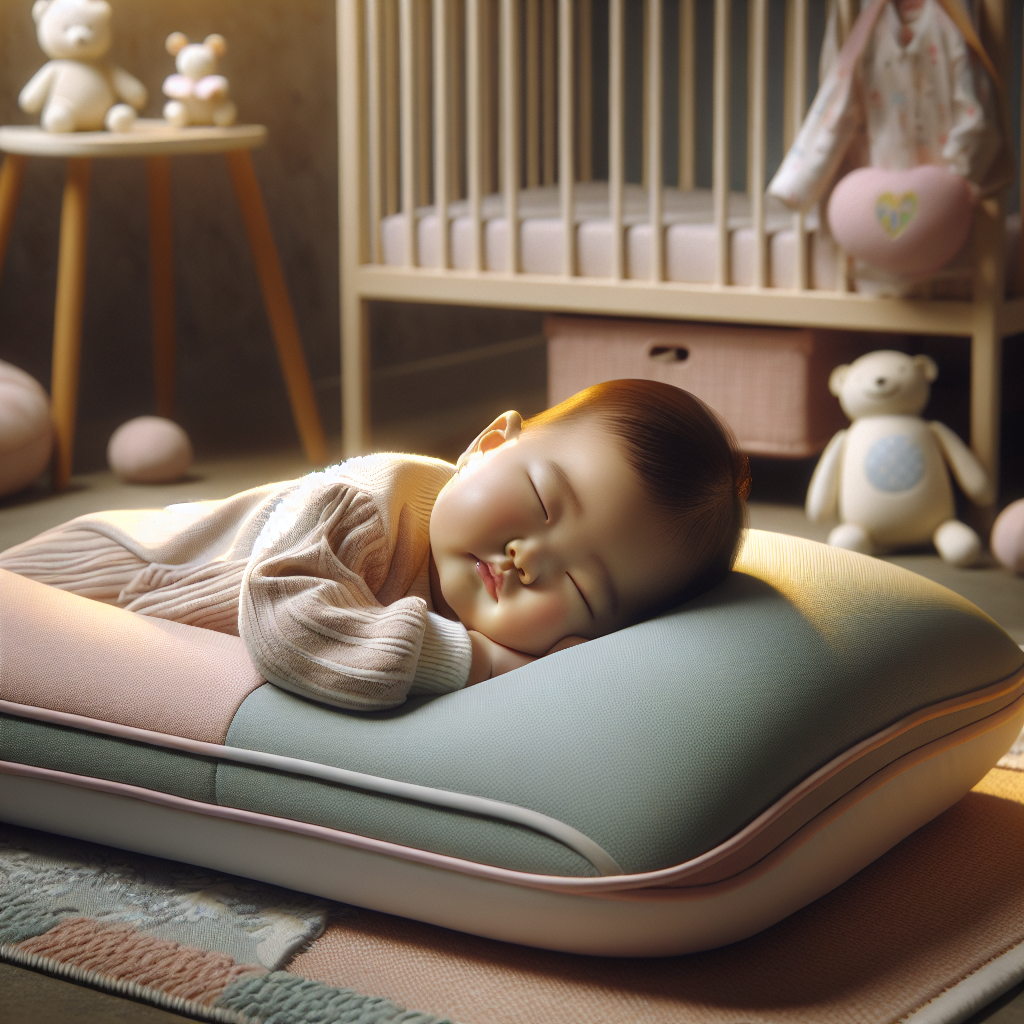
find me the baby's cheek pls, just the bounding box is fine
[496,591,574,653]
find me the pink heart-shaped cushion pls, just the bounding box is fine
[827,166,974,278]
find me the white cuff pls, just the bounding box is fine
[410,613,472,695]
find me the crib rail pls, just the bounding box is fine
[338,0,1023,471]
[349,0,1020,297]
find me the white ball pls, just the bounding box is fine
[991,499,1024,575]
[0,360,53,498]
[107,416,193,483]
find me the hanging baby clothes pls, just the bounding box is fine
[768,0,1005,215]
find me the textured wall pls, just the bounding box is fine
[0,0,341,466]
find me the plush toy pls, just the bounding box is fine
[806,350,993,566]
[990,500,1024,575]
[18,0,147,133]
[107,416,193,484]
[162,33,237,128]
[0,360,53,498]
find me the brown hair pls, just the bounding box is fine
[525,379,751,611]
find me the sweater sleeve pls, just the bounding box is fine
[239,469,470,711]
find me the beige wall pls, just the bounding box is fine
[0,0,343,467]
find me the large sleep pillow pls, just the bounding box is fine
[1,529,1020,883]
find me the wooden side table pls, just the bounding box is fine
[0,120,328,490]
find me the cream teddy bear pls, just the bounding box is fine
[18,0,146,133]
[162,32,237,128]
[806,350,993,566]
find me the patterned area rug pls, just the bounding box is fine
[1,768,1022,1024]
[0,826,448,1023]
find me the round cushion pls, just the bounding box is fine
[827,165,974,278]
[107,416,193,483]
[991,499,1024,574]
[0,360,52,498]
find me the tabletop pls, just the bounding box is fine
[0,120,267,159]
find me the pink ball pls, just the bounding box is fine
[827,165,974,278]
[0,360,52,497]
[107,416,193,483]
[991,500,1024,575]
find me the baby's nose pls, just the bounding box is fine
[507,539,541,584]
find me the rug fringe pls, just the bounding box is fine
[0,943,255,1024]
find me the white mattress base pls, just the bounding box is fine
[2,707,1017,957]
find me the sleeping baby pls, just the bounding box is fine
[0,380,750,710]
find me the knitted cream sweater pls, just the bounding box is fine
[0,454,472,710]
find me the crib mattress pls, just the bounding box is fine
[381,182,1022,294]
[2,531,1022,955]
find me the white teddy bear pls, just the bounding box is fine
[18,0,146,133]
[806,350,994,566]
[162,32,237,128]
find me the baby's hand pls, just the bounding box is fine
[466,631,588,686]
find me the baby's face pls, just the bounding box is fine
[429,413,687,655]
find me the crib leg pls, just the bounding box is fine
[342,296,371,457]
[969,322,1001,538]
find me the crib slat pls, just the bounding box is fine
[713,0,731,286]
[448,0,463,201]
[400,0,418,266]
[678,0,695,192]
[366,0,383,263]
[383,0,399,217]
[480,1,495,196]
[750,0,767,289]
[501,0,520,274]
[543,0,557,186]
[466,0,483,271]
[609,0,624,280]
[416,0,432,208]
[433,0,449,268]
[578,0,593,183]
[526,0,540,188]
[789,0,808,289]
[647,0,663,282]
[560,0,576,276]
[834,0,859,290]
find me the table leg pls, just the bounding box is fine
[223,149,328,465]
[51,158,90,492]
[147,155,176,419]
[0,154,27,284]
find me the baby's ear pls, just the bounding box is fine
[456,411,523,471]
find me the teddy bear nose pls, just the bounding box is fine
[67,25,94,45]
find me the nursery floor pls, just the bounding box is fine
[1,434,1022,1024]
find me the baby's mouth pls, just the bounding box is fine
[475,560,503,601]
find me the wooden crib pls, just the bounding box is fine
[336,0,1023,486]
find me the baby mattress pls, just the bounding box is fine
[1,530,1021,956]
[381,182,1023,295]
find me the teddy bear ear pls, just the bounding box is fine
[31,0,52,25]
[166,32,189,56]
[203,34,227,57]
[828,364,850,397]
[913,354,939,383]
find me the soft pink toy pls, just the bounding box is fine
[991,500,1024,575]
[0,360,53,497]
[162,32,236,128]
[827,165,975,279]
[107,416,192,483]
